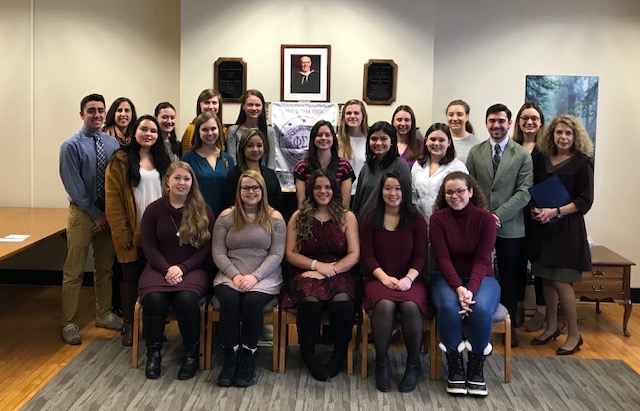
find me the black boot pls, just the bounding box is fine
[143,314,166,379]
[374,354,391,392]
[177,340,199,380]
[325,300,355,377]
[234,347,258,387]
[443,346,466,395]
[120,281,138,346]
[399,358,423,393]
[466,351,488,396]
[297,301,329,381]
[217,347,238,387]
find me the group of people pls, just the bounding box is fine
[58,91,594,397]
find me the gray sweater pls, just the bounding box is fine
[212,212,285,295]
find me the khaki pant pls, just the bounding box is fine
[61,203,115,326]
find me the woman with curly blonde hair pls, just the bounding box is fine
[528,114,594,356]
[281,169,360,381]
[138,161,214,381]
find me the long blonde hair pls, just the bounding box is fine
[164,161,211,248]
[337,99,368,160]
[231,170,274,234]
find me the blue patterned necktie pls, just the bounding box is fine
[94,134,106,201]
[493,144,501,174]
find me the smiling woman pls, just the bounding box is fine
[103,97,138,147]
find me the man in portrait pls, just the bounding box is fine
[291,55,320,94]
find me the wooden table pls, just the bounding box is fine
[574,245,636,337]
[0,208,67,261]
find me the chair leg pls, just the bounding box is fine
[361,309,369,378]
[504,315,511,383]
[430,317,438,381]
[131,300,141,369]
[272,305,280,372]
[347,322,357,375]
[278,310,287,373]
[199,302,206,371]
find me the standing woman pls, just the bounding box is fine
[281,169,360,381]
[227,89,276,169]
[106,115,172,346]
[223,128,283,211]
[445,100,479,163]
[512,102,547,331]
[361,173,428,393]
[352,121,411,222]
[103,97,138,147]
[139,161,214,380]
[293,120,355,208]
[528,115,594,356]
[212,170,286,387]
[337,99,369,189]
[181,89,225,153]
[182,111,235,218]
[412,123,468,223]
[392,105,423,168]
[429,172,500,396]
[155,102,181,161]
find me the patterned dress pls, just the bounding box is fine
[281,218,354,308]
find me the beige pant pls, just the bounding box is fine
[61,203,115,326]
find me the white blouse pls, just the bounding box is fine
[411,158,468,222]
[133,168,162,222]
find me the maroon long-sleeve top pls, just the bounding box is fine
[429,203,496,295]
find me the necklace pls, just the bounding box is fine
[169,215,180,237]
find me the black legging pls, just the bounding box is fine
[143,290,200,344]
[371,300,423,361]
[214,285,274,349]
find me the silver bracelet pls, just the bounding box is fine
[311,259,317,270]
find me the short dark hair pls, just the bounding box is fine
[80,94,105,111]
[417,123,456,167]
[485,103,511,121]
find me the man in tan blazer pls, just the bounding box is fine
[466,103,533,347]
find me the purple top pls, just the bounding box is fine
[400,139,424,169]
[138,197,214,299]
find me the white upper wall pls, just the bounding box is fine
[180,0,436,129]
[432,0,640,285]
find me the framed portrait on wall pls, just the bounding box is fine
[281,45,331,102]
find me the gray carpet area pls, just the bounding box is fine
[22,338,640,411]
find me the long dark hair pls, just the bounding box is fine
[236,128,267,172]
[372,172,417,231]
[305,120,339,171]
[122,115,171,187]
[234,89,270,165]
[154,102,181,158]
[392,105,421,161]
[365,121,399,170]
[417,123,456,167]
[104,97,138,138]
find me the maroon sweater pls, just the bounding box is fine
[429,204,496,294]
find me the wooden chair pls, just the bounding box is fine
[131,297,208,370]
[205,295,280,371]
[278,307,358,374]
[360,306,438,380]
[433,303,511,383]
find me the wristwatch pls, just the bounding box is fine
[556,207,562,218]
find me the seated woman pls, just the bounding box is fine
[223,128,283,211]
[429,172,499,397]
[293,120,355,208]
[281,169,359,381]
[361,173,428,393]
[139,161,214,381]
[212,170,286,387]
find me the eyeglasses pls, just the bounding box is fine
[445,188,469,197]
[240,185,262,193]
[520,116,540,123]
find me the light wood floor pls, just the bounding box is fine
[1,285,639,411]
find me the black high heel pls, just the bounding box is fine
[530,329,560,345]
[556,336,583,356]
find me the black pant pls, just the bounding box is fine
[214,285,274,349]
[143,290,200,345]
[495,236,526,322]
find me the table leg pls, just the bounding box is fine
[622,300,632,337]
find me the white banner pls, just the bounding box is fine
[271,102,339,190]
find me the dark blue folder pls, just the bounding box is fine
[528,175,571,208]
